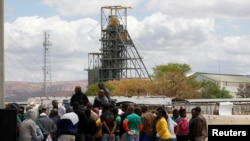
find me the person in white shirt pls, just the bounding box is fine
[166,115,178,141]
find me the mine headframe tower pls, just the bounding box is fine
[87,6,151,84]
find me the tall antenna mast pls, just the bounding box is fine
[43,32,52,96]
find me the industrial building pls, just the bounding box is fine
[193,72,250,97]
[86,6,151,85]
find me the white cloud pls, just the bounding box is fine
[4,0,250,82]
[128,12,215,49]
[5,15,100,81]
[146,0,250,18]
[42,0,142,17]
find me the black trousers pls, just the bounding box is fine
[176,135,189,141]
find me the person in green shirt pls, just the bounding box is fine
[122,105,142,141]
[171,109,180,122]
[112,108,121,141]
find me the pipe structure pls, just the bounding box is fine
[0,0,4,108]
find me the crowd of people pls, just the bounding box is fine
[5,83,208,141]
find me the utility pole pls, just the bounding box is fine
[43,32,52,96]
[0,0,4,108]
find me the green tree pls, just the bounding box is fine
[200,80,232,98]
[151,63,200,98]
[152,63,191,79]
[85,82,114,96]
[85,83,99,96]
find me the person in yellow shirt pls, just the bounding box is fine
[155,107,171,141]
[94,117,103,141]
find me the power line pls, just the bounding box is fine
[5,49,42,82]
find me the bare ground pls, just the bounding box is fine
[204,114,250,125]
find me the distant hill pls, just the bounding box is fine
[5,80,88,102]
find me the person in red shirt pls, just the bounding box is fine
[176,109,189,141]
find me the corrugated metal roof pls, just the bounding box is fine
[195,72,250,83]
[186,98,250,103]
[113,96,172,105]
[26,96,172,106]
[88,96,172,105]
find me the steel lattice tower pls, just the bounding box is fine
[87,6,151,84]
[43,32,52,96]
